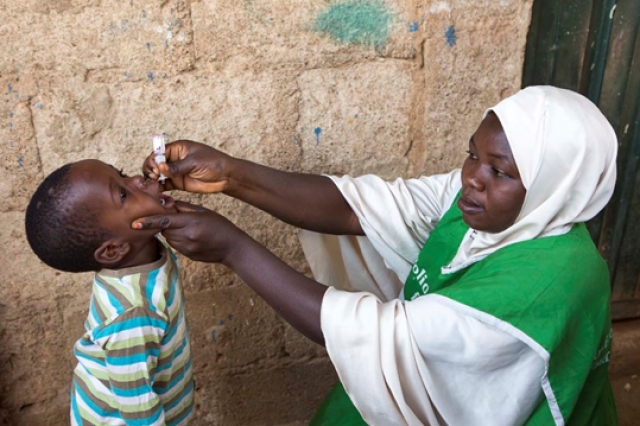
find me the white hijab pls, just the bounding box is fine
[446,86,618,272]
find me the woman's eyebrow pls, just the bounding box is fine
[488,152,510,161]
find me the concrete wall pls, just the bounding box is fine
[0,1,532,424]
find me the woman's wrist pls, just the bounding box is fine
[222,156,262,199]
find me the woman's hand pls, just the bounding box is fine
[132,200,327,345]
[143,139,363,236]
[133,201,243,264]
[143,140,233,194]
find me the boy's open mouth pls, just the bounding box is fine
[159,193,175,209]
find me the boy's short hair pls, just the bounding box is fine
[25,163,109,273]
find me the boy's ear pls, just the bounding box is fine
[94,239,131,268]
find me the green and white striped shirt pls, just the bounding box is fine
[71,240,195,425]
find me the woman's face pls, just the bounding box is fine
[458,112,526,233]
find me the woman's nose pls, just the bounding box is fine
[466,169,485,192]
[470,175,484,191]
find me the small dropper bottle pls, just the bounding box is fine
[152,134,166,184]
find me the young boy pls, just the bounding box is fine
[25,159,195,426]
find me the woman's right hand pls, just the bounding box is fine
[143,140,232,193]
[144,139,363,236]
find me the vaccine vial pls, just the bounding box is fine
[152,134,166,184]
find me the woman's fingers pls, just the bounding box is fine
[132,213,184,231]
[174,200,209,213]
[142,153,160,179]
[131,202,212,230]
[142,140,232,194]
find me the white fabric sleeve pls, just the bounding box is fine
[329,170,462,280]
[322,287,545,426]
[298,170,462,301]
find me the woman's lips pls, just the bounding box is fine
[458,196,483,215]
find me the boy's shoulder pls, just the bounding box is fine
[90,244,180,322]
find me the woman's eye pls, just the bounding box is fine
[493,168,508,178]
[119,187,127,201]
[466,150,478,160]
[119,168,128,178]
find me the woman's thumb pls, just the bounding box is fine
[161,158,192,178]
[175,200,210,213]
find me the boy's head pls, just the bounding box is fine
[26,159,177,273]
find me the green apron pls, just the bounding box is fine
[311,196,617,425]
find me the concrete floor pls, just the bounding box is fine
[610,318,640,426]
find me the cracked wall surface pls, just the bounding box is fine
[0,0,532,424]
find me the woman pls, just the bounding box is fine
[134,86,618,425]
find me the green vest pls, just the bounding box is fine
[312,197,617,425]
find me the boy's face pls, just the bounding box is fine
[68,159,177,242]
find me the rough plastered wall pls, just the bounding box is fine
[0,0,532,425]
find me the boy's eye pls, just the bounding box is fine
[119,168,128,178]
[466,150,478,160]
[119,187,127,201]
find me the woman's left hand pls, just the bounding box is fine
[132,201,242,264]
[133,201,327,345]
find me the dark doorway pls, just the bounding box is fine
[523,0,640,319]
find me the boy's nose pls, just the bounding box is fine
[133,175,150,189]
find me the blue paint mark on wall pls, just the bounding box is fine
[124,72,131,77]
[9,122,13,132]
[146,42,151,52]
[146,71,155,83]
[18,156,23,167]
[314,1,391,49]
[314,127,322,145]
[445,25,456,47]
[141,8,147,18]
[37,103,44,109]
[409,22,418,32]
[210,329,217,342]
[7,84,13,93]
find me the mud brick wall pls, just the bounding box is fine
[0,1,532,424]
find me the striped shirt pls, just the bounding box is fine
[71,240,195,425]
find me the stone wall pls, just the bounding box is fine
[0,1,532,424]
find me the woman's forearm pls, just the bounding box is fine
[224,231,327,345]
[224,157,363,235]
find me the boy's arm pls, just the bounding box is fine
[95,307,169,426]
